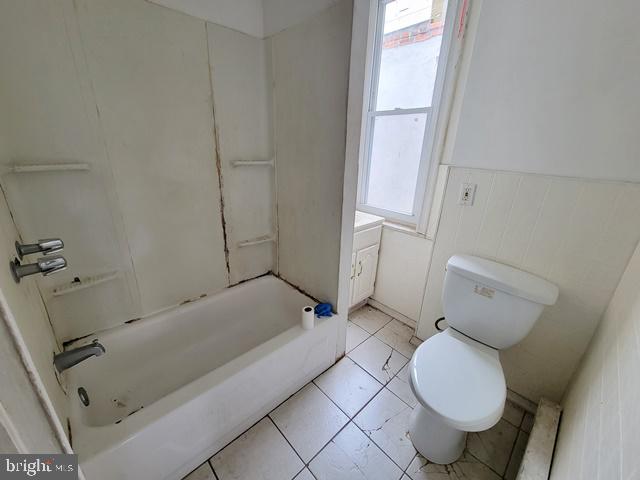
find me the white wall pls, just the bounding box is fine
[446,0,640,182]
[147,0,264,37]
[0,0,275,342]
[273,0,353,306]
[371,227,433,323]
[418,167,640,402]
[262,0,342,37]
[550,242,640,480]
[146,0,341,38]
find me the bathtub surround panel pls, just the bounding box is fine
[273,0,353,307]
[0,191,68,425]
[69,276,340,480]
[550,242,640,480]
[0,0,292,343]
[418,167,640,402]
[76,0,229,316]
[206,23,275,284]
[0,0,140,341]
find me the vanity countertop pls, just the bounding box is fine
[354,210,384,233]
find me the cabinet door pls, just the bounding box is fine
[349,252,357,307]
[352,244,379,305]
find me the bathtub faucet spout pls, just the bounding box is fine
[54,339,105,373]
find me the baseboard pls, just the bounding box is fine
[366,298,417,330]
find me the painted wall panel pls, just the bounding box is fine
[273,0,353,306]
[550,242,640,480]
[371,227,433,322]
[447,0,640,181]
[418,167,640,402]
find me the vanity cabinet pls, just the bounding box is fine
[351,243,379,305]
[350,211,384,308]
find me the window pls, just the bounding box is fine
[359,0,453,225]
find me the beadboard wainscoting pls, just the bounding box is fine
[417,167,640,402]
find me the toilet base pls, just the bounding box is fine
[409,404,466,464]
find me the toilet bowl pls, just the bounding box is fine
[408,255,558,464]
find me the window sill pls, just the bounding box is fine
[382,220,433,240]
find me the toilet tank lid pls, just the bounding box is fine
[447,255,559,305]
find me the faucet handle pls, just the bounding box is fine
[15,238,64,259]
[38,256,67,276]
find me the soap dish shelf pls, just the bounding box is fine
[52,271,119,297]
[237,235,275,248]
[231,160,273,168]
[6,163,91,174]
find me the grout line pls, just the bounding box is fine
[267,416,307,470]
[206,459,220,480]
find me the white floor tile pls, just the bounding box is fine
[354,388,416,470]
[182,462,216,480]
[386,364,417,408]
[270,383,349,462]
[294,468,316,480]
[466,418,518,476]
[210,417,303,480]
[309,422,403,480]
[502,400,525,428]
[346,321,370,352]
[374,319,417,359]
[348,336,408,384]
[349,306,392,334]
[406,452,502,480]
[314,357,383,417]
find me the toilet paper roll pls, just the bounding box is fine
[302,306,315,330]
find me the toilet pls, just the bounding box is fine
[408,254,559,464]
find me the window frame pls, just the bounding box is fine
[358,0,459,228]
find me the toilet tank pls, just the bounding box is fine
[442,255,559,349]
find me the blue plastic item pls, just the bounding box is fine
[314,303,333,318]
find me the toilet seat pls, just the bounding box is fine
[409,329,506,432]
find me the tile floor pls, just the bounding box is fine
[183,305,534,480]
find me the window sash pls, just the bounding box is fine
[359,0,435,224]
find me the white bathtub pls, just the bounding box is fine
[67,275,340,480]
